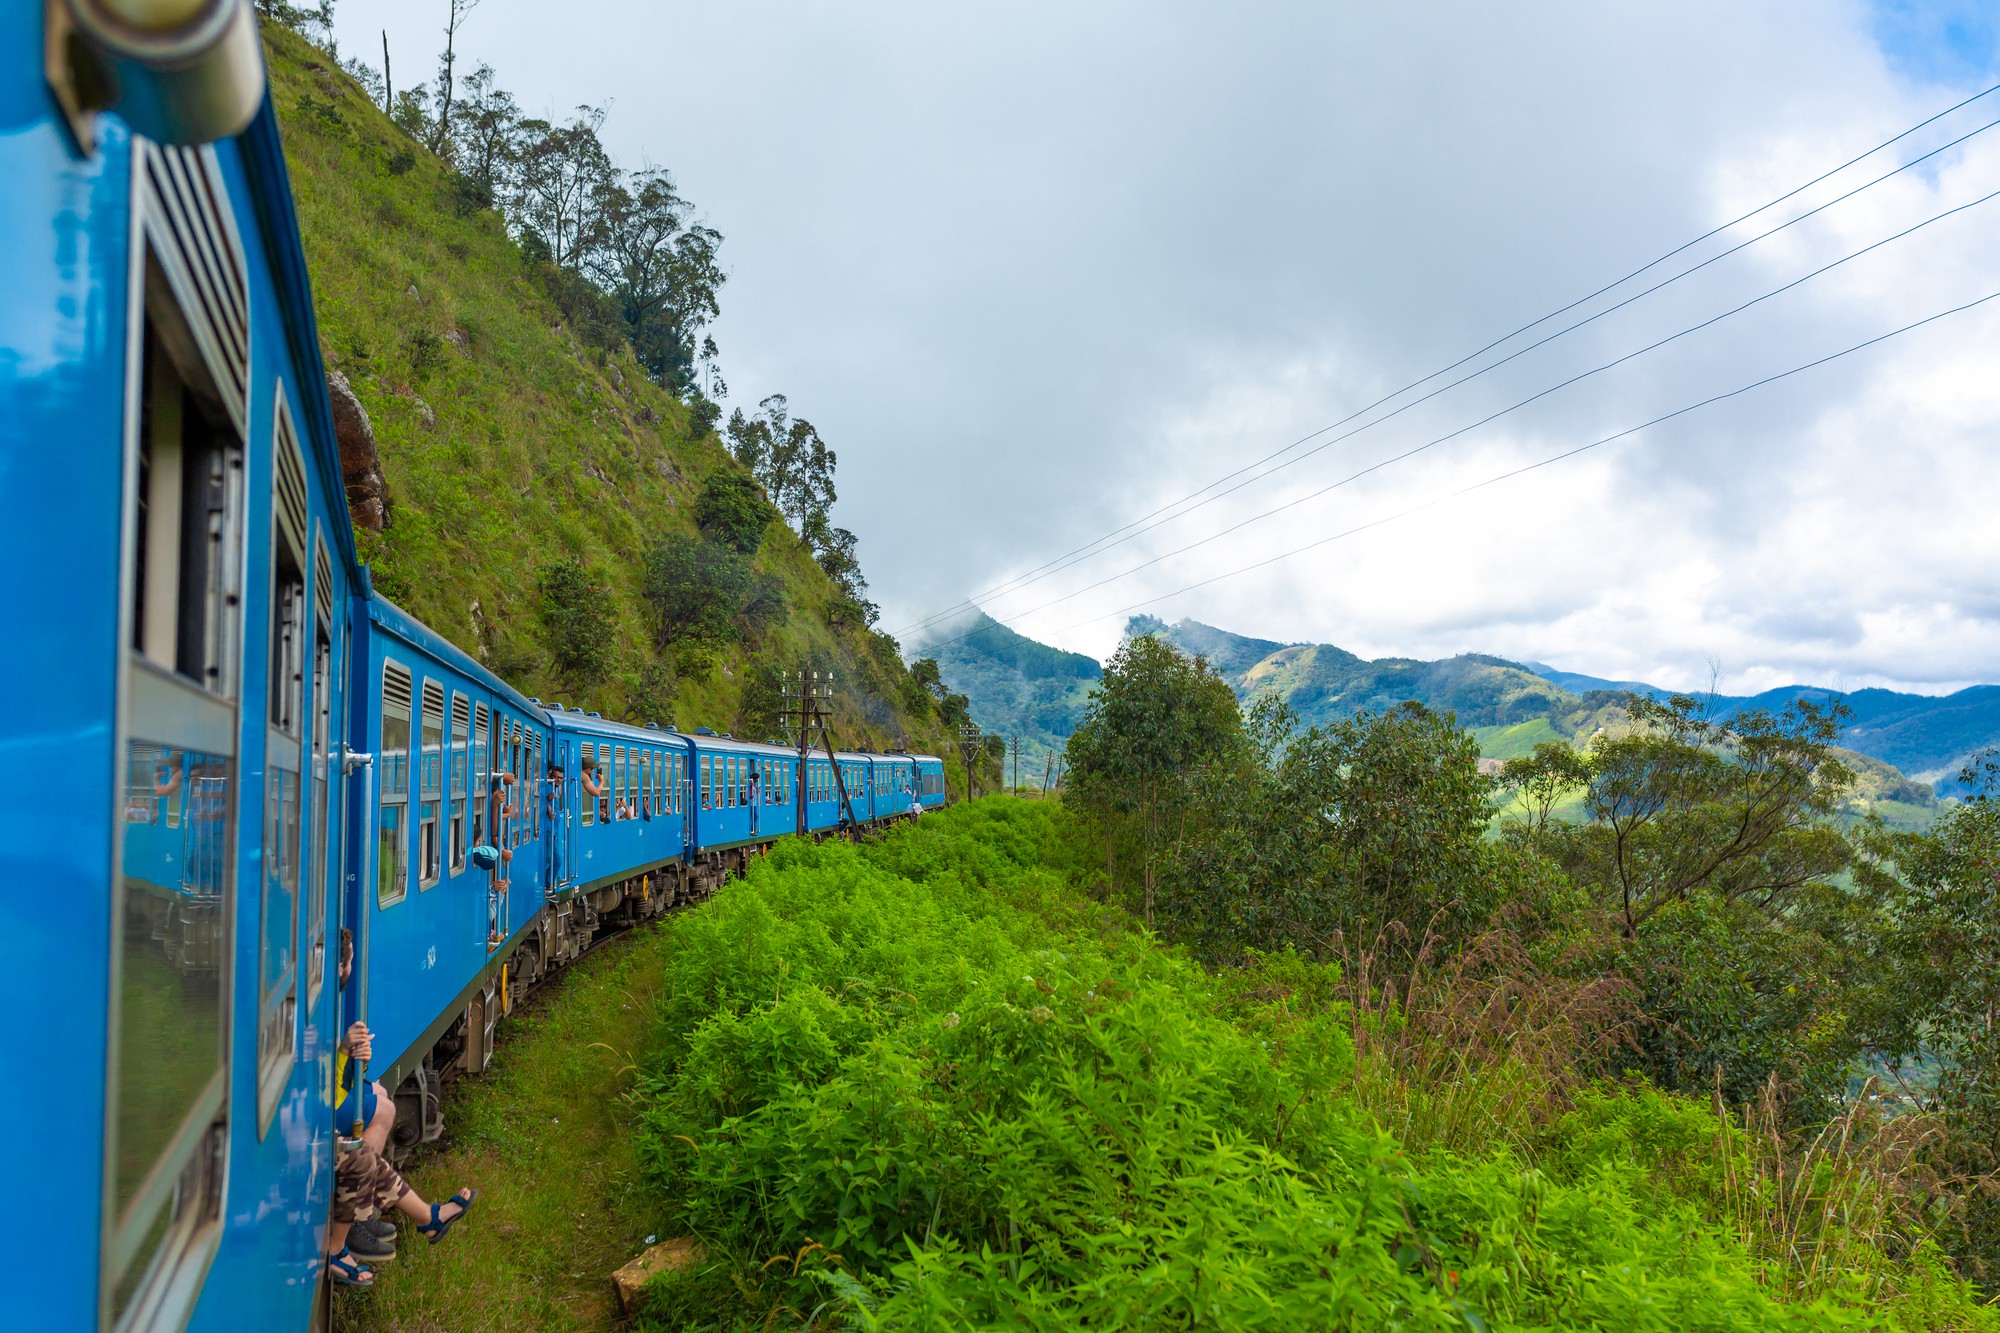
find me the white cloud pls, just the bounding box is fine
[333,0,2000,693]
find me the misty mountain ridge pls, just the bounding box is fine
[916,611,1998,801]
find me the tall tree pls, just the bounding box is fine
[428,0,481,158]
[1065,636,1243,925]
[510,107,614,272]
[447,62,519,205]
[726,395,837,536]
[588,168,726,395]
[1553,694,1854,938]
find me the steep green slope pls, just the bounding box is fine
[265,26,942,754]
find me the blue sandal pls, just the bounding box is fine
[417,1189,478,1245]
[328,1246,374,1288]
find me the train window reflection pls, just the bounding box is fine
[113,742,229,1296]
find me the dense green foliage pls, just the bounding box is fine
[1067,635,2000,1289]
[630,803,1995,1329]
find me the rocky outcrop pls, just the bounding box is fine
[326,370,386,532]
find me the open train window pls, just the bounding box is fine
[257,393,309,1132]
[305,535,333,1012]
[379,662,411,908]
[418,681,444,888]
[472,703,490,848]
[111,140,248,1328]
[450,694,469,874]
[613,746,627,820]
[581,743,596,826]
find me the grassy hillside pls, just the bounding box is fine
[265,26,946,756]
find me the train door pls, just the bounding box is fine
[546,735,570,891]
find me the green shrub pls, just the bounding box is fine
[631,802,1997,1331]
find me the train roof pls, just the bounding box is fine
[365,594,546,721]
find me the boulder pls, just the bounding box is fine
[326,370,386,532]
[611,1237,698,1317]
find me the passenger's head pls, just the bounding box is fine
[338,928,354,987]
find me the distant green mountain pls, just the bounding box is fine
[913,611,1959,816]
[1516,665,2000,789]
[1131,616,1632,738]
[910,613,1101,774]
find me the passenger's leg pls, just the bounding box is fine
[362,1080,395,1155]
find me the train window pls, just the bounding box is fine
[613,746,627,820]
[110,181,250,1318]
[258,395,310,1130]
[306,534,334,1013]
[380,663,411,908]
[419,681,444,887]
[450,695,469,873]
[581,742,595,825]
[472,703,490,847]
[530,733,542,841]
[511,723,526,847]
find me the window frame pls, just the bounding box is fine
[107,153,250,1325]
[417,680,444,889]
[378,661,412,910]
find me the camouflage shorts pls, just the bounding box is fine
[333,1143,409,1224]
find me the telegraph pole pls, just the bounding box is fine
[1010,735,1021,794]
[782,669,860,836]
[956,722,983,803]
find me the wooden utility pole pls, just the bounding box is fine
[781,669,859,836]
[956,722,983,803]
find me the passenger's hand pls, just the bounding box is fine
[345,1021,373,1062]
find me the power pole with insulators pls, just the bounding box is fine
[956,722,982,803]
[782,669,860,837]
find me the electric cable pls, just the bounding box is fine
[896,79,2000,642]
[921,287,2000,655]
[923,180,2000,635]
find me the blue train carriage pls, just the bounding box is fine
[2,2,364,1327]
[913,753,948,811]
[686,730,808,868]
[350,597,555,1147]
[544,707,697,936]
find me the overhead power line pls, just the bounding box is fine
[1030,289,2000,642]
[896,78,2000,643]
[921,180,2000,634]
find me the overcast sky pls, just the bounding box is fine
[335,0,2000,694]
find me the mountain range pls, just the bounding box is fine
[912,613,1997,805]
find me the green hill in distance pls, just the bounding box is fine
[909,612,1101,774]
[919,610,1958,819]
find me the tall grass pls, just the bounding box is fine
[1323,917,1995,1323]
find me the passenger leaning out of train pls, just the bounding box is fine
[334,931,395,1159]
[327,929,480,1287]
[546,760,567,878]
[489,769,517,888]
[580,754,608,822]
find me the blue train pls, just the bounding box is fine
[0,6,945,1329]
